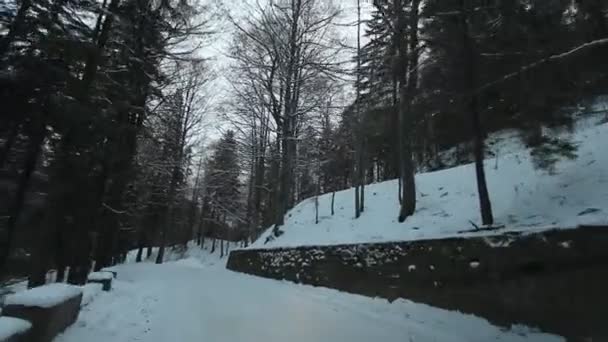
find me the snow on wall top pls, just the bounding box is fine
[88,272,113,281]
[4,283,82,308]
[252,113,608,249]
[0,317,31,339]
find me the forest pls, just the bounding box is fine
[1,0,607,287]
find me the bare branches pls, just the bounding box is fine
[476,38,608,94]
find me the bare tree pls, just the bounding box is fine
[374,0,420,222]
[459,0,492,225]
[227,0,343,236]
[156,61,212,264]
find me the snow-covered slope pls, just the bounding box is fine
[253,114,608,248]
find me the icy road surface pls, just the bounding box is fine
[55,254,562,342]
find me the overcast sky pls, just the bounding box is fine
[194,0,374,143]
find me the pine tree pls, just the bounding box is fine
[206,131,242,228]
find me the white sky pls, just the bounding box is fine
[196,0,374,141]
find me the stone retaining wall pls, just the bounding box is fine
[227,226,608,341]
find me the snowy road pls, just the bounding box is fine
[55,256,563,342]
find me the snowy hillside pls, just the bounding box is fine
[253,114,608,248]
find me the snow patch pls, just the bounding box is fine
[81,283,104,307]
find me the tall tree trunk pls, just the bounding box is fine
[471,98,493,225]
[156,164,180,264]
[398,90,416,222]
[0,123,19,169]
[246,142,256,241]
[461,0,493,225]
[135,245,143,263]
[354,0,363,218]
[359,145,365,213]
[189,156,204,242]
[397,0,417,222]
[357,0,365,213]
[0,121,45,276]
[135,228,145,262]
[315,182,320,224]
[275,0,302,230]
[197,202,207,248]
[354,153,360,218]
[253,150,265,233]
[56,266,66,283]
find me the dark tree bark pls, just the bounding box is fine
[245,144,256,241]
[461,0,493,225]
[275,0,302,231]
[354,152,360,218]
[397,0,418,222]
[67,263,89,285]
[197,200,208,247]
[252,138,267,233]
[0,121,45,275]
[359,145,365,213]
[135,231,144,263]
[156,136,183,264]
[56,267,66,283]
[353,0,363,218]
[135,246,143,263]
[0,123,19,169]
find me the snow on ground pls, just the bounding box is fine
[123,240,233,267]
[253,113,608,248]
[81,283,104,307]
[54,244,563,342]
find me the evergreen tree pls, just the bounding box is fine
[206,131,242,227]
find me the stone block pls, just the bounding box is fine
[3,284,82,342]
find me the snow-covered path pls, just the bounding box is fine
[55,257,563,342]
